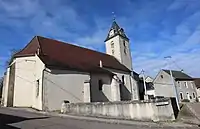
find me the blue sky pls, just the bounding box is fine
[0,0,200,77]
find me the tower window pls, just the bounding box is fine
[123,40,127,55]
[112,49,115,55]
[123,40,126,47]
[124,49,127,55]
[111,41,114,48]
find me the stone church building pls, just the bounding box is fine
[2,20,140,111]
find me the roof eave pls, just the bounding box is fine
[104,34,129,42]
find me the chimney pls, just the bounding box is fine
[37,47,40,55]
[99,60,103,68]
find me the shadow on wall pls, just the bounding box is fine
[0,113,49,129]
[120,84,131,101]
[170,97,179,119]
[97,91,109,102]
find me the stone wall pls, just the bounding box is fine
[61,98,175,122]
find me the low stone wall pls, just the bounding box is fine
[61,98,175,122]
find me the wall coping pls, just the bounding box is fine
[64,98,170,105]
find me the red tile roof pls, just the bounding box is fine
[15,36,130,73]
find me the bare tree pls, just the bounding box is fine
[5,49,20,67]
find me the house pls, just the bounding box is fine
[1,20,140,111]
[138,76,155,100]
[145,76,155,97]
[194,78,200,101]
[154,69,197,102]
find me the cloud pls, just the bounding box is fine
[0,0,200,78]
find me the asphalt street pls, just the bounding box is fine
[0,107,198,129]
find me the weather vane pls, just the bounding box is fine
[112,12,116,21]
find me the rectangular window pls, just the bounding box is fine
[177,81,180,87]
[191,82,195,89]
[193,93,196,98]
[98,80,103,91]
[180,92,183,100]
[111,41,114,48]
[123,40,126,47]
[124,49,126,55]
[184,82,188,88]
[112,49,114,55]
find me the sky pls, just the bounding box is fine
[0,0,200,78]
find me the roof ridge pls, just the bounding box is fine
[14,36,39,57]
[37,35,117,59]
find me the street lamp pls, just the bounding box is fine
[164,56,180,110]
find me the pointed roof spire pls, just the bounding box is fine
[104,17,129,42]
[112,12,116,21]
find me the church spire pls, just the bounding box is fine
[104,19,129,42]
[112,12,116,21]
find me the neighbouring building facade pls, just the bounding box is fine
[154,69,197,102]
[138,76,155,100]
[1,20,140,111]
[194,78,200,101]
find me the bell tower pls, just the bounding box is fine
[104,20,133,70]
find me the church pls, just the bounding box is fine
[2,20,140,111]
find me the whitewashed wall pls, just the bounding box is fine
[196,88,200,101]
[2,55,45,110]
[90,73,112,102]
[105,68,139,100]
[2,69,9,106]
[105,36,122,62]
[13,56,36,107]
[62,99,175,122]
[154,70,175,97]
[105,35,132,70]
[33,55,45,110]
[43,69,90,111]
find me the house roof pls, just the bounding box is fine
[163,69,193,80]
[15,36,130,74]
[105,21,129,42]
[194,78,200,88]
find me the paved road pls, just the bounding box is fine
[0,107,198,129]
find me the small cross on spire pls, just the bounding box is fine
[112,12,116,21]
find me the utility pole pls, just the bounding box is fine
[164,56,180,110]
[141,69,148,100]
